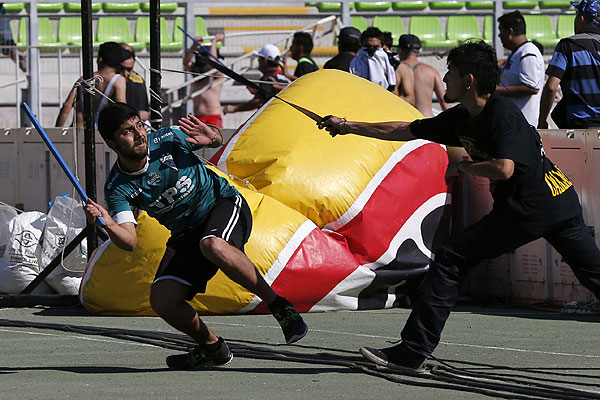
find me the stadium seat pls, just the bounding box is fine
[102,2,139,12]
[63,2,102,12]
[17,17,66,51]
[317,2,355,11]
[483,15,493,45]
[372,16,406,41]
[3,2,25,12]
[446,15,482,44]
[355,2,391,11]
[409,16,454,49]
[96,17,144,51]
[523,14,559,48]
[538,1,572,8]
[503,0,537,8]
[556,14,574,39]
[139,2,178,13]
[304,2,318,6]
[466,1,493,9]
[392,1,427,10]
[351,16,368,32]
[37,2,63,12]
[429,1,465,10]
[135,17,180,52]
[57,17,82,49]
[172,17,215,50]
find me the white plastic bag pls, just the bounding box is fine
[0,203,20,257]
[39,195,87,295]
[2,211,46,272]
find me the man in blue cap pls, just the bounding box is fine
[539,0,600,128]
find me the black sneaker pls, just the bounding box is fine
[268,296,308,344]
[166,337,233,370]
[359,345,427,373]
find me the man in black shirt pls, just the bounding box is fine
[319,41,600,371]
[283,31,319,81]
[324,26,360,72]
[120,43,150,122]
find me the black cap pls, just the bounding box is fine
[398,34,422,50]
[339,27,361,44]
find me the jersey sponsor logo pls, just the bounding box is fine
[160,154,178,171]
[147,172,161,186]
[545,165,573,197]
[152,130,173,144]
[106,170,121,190]
[148,175,195,214]
[129,73,144,83]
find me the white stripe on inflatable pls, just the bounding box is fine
[310,191,451,312]
[361,192,451,270]
[237,219,317,314]
[309,266,376,312]
[215,97,276,170]
[78,239,111,304]
[324,140,445,231]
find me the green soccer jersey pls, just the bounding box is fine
[104,125,239,234]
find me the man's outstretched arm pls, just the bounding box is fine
[318,115,417,141]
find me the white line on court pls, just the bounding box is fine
[0,328,158,348]
[209,322,600,359]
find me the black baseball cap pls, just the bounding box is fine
[398,34,422,50]
[339,27,361,43]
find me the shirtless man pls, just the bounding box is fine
[55,41,127,127]
[398,34,449,117]
[183,33,225,128]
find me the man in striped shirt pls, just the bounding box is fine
[539,0,600,128]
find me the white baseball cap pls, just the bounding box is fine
[253,44,281,62]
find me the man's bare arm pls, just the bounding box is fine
[495,83,539,97]
[55,87,76,127]
[538,75,560,129]
[318,116,417,141]
[83,199,138,251]
[450,158,515,180]
[433,71,449,111]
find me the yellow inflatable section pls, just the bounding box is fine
[221,69,423,227]
[80,168,309,315]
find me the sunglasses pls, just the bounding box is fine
[120,65,133,72]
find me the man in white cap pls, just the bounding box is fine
[223,44,291,114]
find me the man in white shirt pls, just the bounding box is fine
[496,11,545,126]
[349,27,397,92]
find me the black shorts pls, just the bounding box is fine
[154,194,252,300]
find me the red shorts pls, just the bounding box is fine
[198,114,223,128]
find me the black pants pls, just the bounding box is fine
[400,210,600,358]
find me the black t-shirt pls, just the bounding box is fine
[126,73,149,112]
[323,53,355,72]
[294,56,319,78]
[254,69,291,101]
[410,94,581,226]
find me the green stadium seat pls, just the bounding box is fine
[503,0,537,8]
[17,17,66,51]
[3,2,25,12]
[135,17,181,52]
[95,17,144,51]
[409,16,454,49]
[102,2,139,12]
[556,14,574,39]
[372,16,406,42]
[523,14,559,48]
[317,2,355,12]
[466,1,493,9]
[58,17,82,49]
[139,2,178,12]
[392,1,427,10]
[538,1,572,8]
[63,3,101,12]
[37,2,63,12]
[429,1,465,10]
[483,15,493,44]
[355,2,391,11]
[304,2,318,6]
[351,16,368,32]
[446,15,482,44]
[172,17,217,50]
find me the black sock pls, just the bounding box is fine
[268,296,287,313]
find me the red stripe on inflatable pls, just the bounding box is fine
[335,143,449,265]
[250,228,360,314]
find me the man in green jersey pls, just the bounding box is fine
[84,102,308,370]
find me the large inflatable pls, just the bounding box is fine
[80,70,452,316]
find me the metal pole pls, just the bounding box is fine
[150,0,162,130]
[184,0,195,116]
[26,0,40,126]
[81,0,98,253]
[341,0,351,27]
[493,0,504,60]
